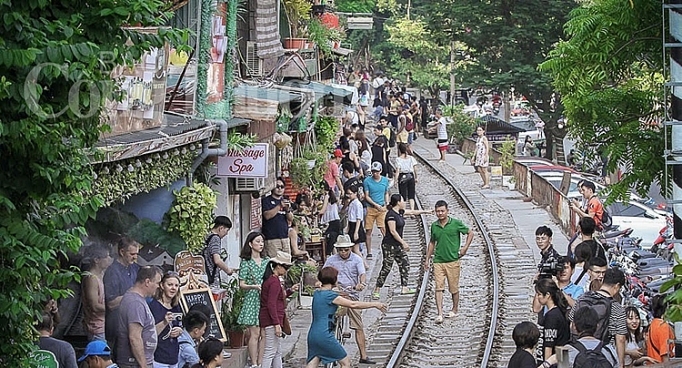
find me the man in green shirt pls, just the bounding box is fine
[424,200,474,324]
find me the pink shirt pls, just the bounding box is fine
[323,160,340,189]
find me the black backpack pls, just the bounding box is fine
[601,208,612,229]
[202,233,220,284]
[570,341,613,368]
[572,292,613,343]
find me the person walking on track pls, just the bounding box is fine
[424,200,474,324]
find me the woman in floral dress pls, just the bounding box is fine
[237,231,269,368]
[474,125,491,188]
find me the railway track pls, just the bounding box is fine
[361,147,539,368]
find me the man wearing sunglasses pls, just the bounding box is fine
[262,177,295,258]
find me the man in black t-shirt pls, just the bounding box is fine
[261,177,294,258]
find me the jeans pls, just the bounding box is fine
[261,325,282,368]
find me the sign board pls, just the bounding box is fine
[347,17,373,30]
[250,197,262,230]
[174,251,210,290]
[180,288,226,342]
[30,350,58,368]
[217,143,269,178]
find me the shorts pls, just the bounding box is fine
[264,238,290,258]
[437,139,448,152]
[364,206,386,230]
[348,221,366,243]
[433,260,461,294]
[336,306,363,330]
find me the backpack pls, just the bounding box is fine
[405,116,414,131]
[600,208,612,229]
[202,233,220,284]
[572,292,613,343]
[388,127,396,148]
[570,341,613,368]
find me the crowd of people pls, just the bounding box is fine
[508,179,676,368]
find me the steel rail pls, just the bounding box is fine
[383,195,431,368]
[410,150,500,368]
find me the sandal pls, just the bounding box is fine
[366,253,373,259]
[372,292,380,300]
[445,311,457,318]
[401,288,416,295]
[435,315,444,324]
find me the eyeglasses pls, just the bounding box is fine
[275,185,285,189]
[337,248,351,252]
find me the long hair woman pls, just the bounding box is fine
[259,252,296,368]
[306,267,387,368]
[534,278,570,360]
[190,337,224,368]
[237,231,269,368]
[474,125,490,188]
[372,194,430,299]
[624,306,656,367]
[394,143,418,209]
[148,271,183,368]
[320,182,341,256]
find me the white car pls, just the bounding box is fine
[606,200,665,249]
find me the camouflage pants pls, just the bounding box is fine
[375,242,410,287]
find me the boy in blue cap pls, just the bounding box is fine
[78,340,118,368]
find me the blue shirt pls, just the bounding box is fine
[323,253,365,300]
[177,330,199,368]
[563,282,584,300]
[363,176,390,206]
[148,299,182,365]
[103,260,140,304]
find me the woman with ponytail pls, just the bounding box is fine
[534,278,570,360]
[190,337,224,368]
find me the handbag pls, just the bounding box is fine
[282,311,292,336]
[399,173,414,184]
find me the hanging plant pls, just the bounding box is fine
[314,115,339,152]
[166,182,218,253]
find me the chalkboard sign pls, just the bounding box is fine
[179,288,226,342]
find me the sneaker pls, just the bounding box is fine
[359,358,377,365]
[372,292,380,300]
[367,253,373,260]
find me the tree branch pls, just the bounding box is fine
[612,37,660,57]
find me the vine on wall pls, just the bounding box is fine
[91,144,200,205]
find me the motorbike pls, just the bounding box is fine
[651,213,674,261]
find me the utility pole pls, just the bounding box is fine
[667,2,682,261]
[450,41,455,106]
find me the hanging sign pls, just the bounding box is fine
[217,143,269,178]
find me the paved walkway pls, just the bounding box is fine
[272,134,570,368]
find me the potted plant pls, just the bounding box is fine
[221,278,247,348]
[499,137,516,189]
[289,149,327,190]
[306,18,345,57]
[299,285,316,309]
[282,0,312,49]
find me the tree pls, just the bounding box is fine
[420,0,577,159]
[0,0,185,364]
[539,0,663,200]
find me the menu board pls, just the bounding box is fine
[179,288,226,342]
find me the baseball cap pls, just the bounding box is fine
[333,149,343,158]
[371,162,383,172]
[78,340,111,362]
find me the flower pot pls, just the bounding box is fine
[502,175,515,189]
[227,330,245,348]
[283,38,307,50]
[299,294,313,309]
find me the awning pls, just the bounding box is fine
[233,83,304,121]
[476,115,525,142]
[280,80,353,101]
[331,47,354,56]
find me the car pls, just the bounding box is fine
[606,200,666,249]
[515,157,556,167]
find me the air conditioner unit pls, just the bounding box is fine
[245,41,263,77]
[234,177,264,192]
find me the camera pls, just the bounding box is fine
[538,256,565,279]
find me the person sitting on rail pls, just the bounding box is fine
[305,266,386,368]
[507,321,557,368]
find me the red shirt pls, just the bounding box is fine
[259,275,286,327]
[587,195,604,229]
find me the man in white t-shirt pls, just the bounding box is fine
[427,108,448,162]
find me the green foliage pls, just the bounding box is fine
[442,104,477,145]
[539,0,663,200]
[167,182,218,253]
[221,276,246,332]
[307,18,345,57]
[499,138,516,176]
[0,0,185,364]
[336,0,376,13]
[314,115,340,151]
[660,259,682,322]
[91,146,199,205]
[289,149,328,190]
[282,0,312,38]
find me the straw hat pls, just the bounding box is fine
[269,251,293,266]
[334,234,354,248]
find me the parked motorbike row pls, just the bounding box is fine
[597,224,674,323]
